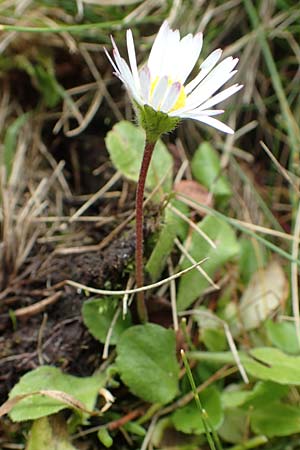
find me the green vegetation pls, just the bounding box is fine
[0,1,300,449]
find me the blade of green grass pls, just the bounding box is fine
[0,16,159,34]
[181,350,222,450]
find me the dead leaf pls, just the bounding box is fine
[174,180,213,214]
[239,261,288,330]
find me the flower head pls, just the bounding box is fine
[105,21,242,141]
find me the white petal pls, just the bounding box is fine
[104,47,119,75]
[148,23,181,79]
[111,35,141,102]
[126,29,140,91]
[160,82,181,112]
[201,48,223,70]
[111,46,124,75]
[160,28,180,78]
[173,109,224,118]
[195,109,224,116]
[175,32,203,83]
[112,50,131,84]
[148,21,170,78]
[113,50,141,103]
[109,37,125,76]
[194,56,239,95]
[194,84,243,111]
[121,78,142,103]
[185,49,223,94]
[184,114,234,134]
[139,65,151,102]
[151,76,168,109]
[110,35,122,60]
[176,57,239,114]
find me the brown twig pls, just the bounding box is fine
[108,407,145,431]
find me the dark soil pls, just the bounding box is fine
[0,207,159,403]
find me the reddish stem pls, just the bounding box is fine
[135,140,155,322]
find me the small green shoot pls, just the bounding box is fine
[181,349,223,450]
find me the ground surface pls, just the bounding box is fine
[1,1,300,449]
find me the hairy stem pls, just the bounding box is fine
[135,141,156,322]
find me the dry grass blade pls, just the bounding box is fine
[122,276,134,317]
[260,141,300,195]
[168,203,216,249]
[13,292,62,318]
[168,258,178,331]
[66,258,208,296]
[102,306,121,360]
[57,166,171,255]
[140,415,158,450]
[70,171,121,221]
[0,390,101,418]
[233,219,298,242]
[174,238,219,290]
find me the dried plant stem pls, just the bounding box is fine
[135,141,155,322]
[66,257,208,296]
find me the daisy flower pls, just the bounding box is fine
[104,21,243,322]
[105,20,242,139]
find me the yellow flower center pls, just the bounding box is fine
[149,76,186,112]
[171,84,186,112]
[149,77,159,99]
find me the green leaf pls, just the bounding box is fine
[202,328,227,352]
[105,121,173,194]
[265,320,300,354]
[190,347,300,384]
[251,403,300,437]
[239,238,266,284]
[26,416,77,450]
[218,408,249,444]
[97,428,113,448]
[146,200,189,281]
[222,388,251,409]
[172,386,223,435]
[9,366,105,421]
[146,209,176,281]
[193,306,227,351]
[171,199,190,241]
[116,323,179,404]
[243,347,300,385]
[221,381,287,410]
[82,297,131,344]
[3,113,29,178]
[177,215,239,310]
[191,142,231,206]
[242,381,288,408]
[123,421,146,436]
